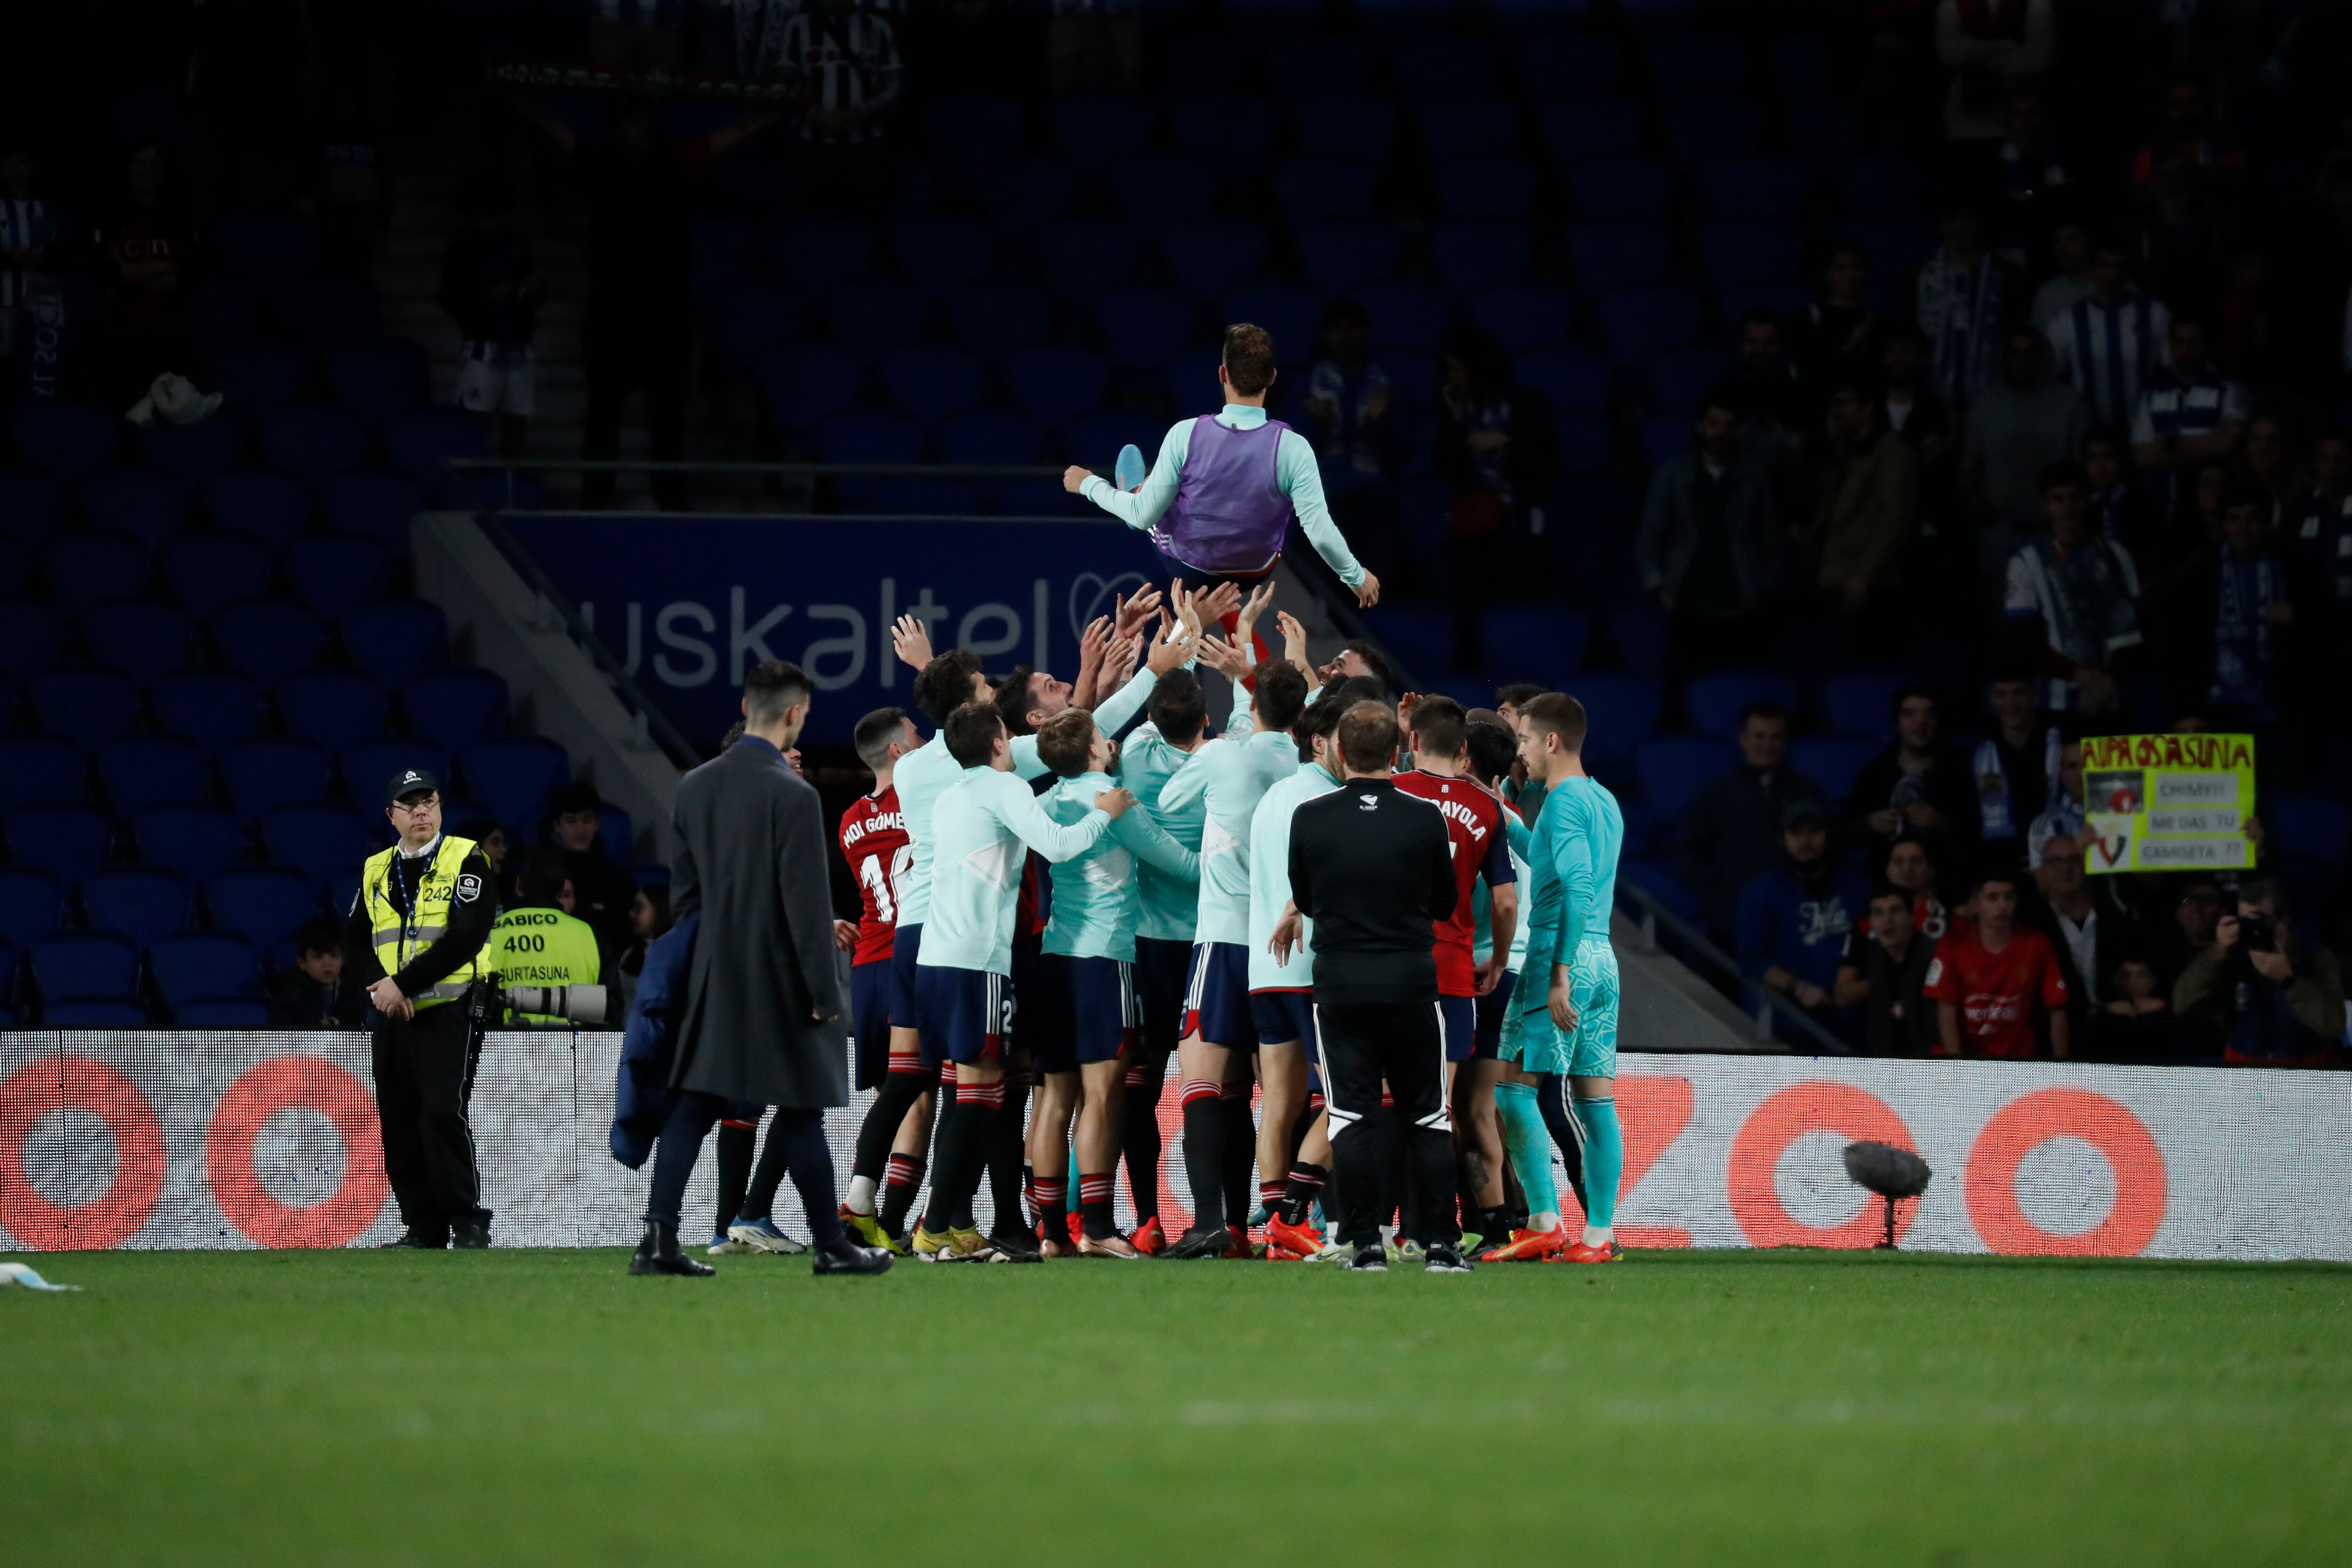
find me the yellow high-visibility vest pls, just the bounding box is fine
[359,835,484,1010]
[483,906,602,1024]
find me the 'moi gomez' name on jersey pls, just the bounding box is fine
[842,786,911,965]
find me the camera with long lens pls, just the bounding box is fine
[469,982,611,1027]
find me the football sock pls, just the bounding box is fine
[985,1076,1029,1235]
[1066,1148,1083,1215]
[1121,1057,1165,1220]
[921,1082,1001,1234]
[1219,1090,1254,1232]
[843,1174,878,1216]
[1536,1074,1590,1217]
[1078,1171,1116,1239]
[714,1116,756,1233]
[1022,1163,1038,1228]
[1032,1174,1067,1233]
[1278,1162,1326,1226]
[1495,1081,1557,1227]
[1571,1095,1622,1242]
[878,1154,924,1236]
[851,1058,933,1193]
[1178,1080,1225,1232]
[1259,1179,1285,1221]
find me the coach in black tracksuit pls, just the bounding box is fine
[1279,700,1463,1268]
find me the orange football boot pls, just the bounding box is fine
[1131,1216,1168,1255]
[1556,1237,1623,1264]
[1229,1224,1253,1258]
[1264,1215,1323,1261]
[1478,1226,1569,1262]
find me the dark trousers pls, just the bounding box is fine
[370,997,489,1234]
[644,1091,723,1230]
[1311,997,1457,1247]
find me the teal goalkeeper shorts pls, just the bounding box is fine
[1499,938,1619,1079]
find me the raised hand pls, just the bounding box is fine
[1197,635,1251,679]
[1233,580,1277,646]
[1146,619,1200,676]
[1114,588,1164,641]
[1062,465,1093,493]
[1197,581,1243,627]
[1353,571,1381,608]
[1276,610,1310,675]
[891,613,935,671]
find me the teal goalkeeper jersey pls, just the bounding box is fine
[918,766,1112,976]
[1119,722,1205,944]
[1516,775,1625,1011]
[1472,799,1533,976]
[1246,759,1339,990]
[1155,726,1299,948]
[1041,770,1200,962]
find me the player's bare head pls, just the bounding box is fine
[914,649,985,726]
[1036,708,1100,779]
[1336,640,1392,693]
[944,702,1006,769]
[1409,694,1468,760]
[1464,717,1517,786]
[1250,659,1309,730]
[1336,700,1401,775]
[743,659,812,730]
[854,706,915,772]
[1149,668,1208,744]
[1494,683,1545,722]
[1292,684,1351,763]
[1221,322,1277,397]
[1517,692,1586,756]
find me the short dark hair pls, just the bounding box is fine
[743,660,812,727]
[2040,458,2090,493]
[1409,694,1468,760]
[1223,322,1277,396]
[295,916,341,958]
[2237,876,2284,911]
[944,703,1004,769]
[1740,698,1789,727]
[993,666,1042,736]
[1520,692,1588,753]
[1891,682,1938,722]
[453,815,502,846]
[1036,708,1097,778]
[1465,718,1518,786]
[1739,305,1786,335]
[1495,682,1547,711]
[1825,237,1868,269]
[517,845,568,905]
[1336,700,1401,772]
[1868,880,1912,907]
[1251,660,1310,730]
[550,780,600,819]
[1148,668,1207,745]
[1292,685,1351,763]
[852,707,911,770]
[914,649,983,725]
[1339,639,1392,693]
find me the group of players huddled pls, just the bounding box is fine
[715,576,1629,1272]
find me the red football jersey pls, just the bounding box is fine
[839,786,908,967]
[1922,923,2066,1059]
[1393,770,1514,997]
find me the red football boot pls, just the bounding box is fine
[1478,1226,1569,1262]
[1228,1224,1252,1258]
[1556,1236,1623,1264]
[1131,1216,1168,1255]
[1264,1214,1323,1261]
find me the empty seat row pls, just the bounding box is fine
[8,401,481,486]
[1,665,508,754]
[6,530,393,620]
[1,469,429,555]
[1,597,443,686]
[8,928,270,1024]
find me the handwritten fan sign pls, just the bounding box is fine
[2080,733,2257,874]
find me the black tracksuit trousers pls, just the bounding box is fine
[370,996,489,1235]
[1312,997,1457,1248]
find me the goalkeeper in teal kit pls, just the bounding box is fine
[1500,692,1627,1265]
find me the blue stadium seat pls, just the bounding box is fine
[879,347,984,427]
[42,532,151,614]
[341,739,449,809]
[1787,96,1857,170]
[159,531,270,616]
[461,737,572,839]
[0,736,84,808]
[1517,36,1621,97]
[1517,348,1612,414]
[175,998,266,1026]
[1636,736,1740,821]
[1770,36,1829,96]
[78,471,185,546]
[1435,158,1535,220]
[1223,283,1324,367]
[214,213,319,285]
[1388,35,1493,98]
[1717,283,1813,332]
[29,668,137,748]
[1570,158,1673,219]
[150,669,264,751]
[1481,606,1589,684]
[1567,675,1661,764]
[201,471,311,547]
[874,477,983,517]
[938,412,1047,467]
[275,673,387,756]
[946,281,1049,359]
[1844,155,1927,219]
[2271,795,2351,867]
[0,533,17,598]
[1647,34,1749,95]
[326,340,429,423]
[756,345,863,431]
[704,276,802,366]
[1566,220,1669,291]
[151,931,262,1011]
[277,278,381,351]
[1645,344,1733,412]
[97,735,209,817]
[187,276,261,346]
[1820,670,1911,739]
[821,413,922,507]
[766,218,874,290]
[82,599,193,683]
[8,805,113,882]
[0,601,66,677]
[1358,604,1454,683]
[401,669,509,751]
[1790,736,1880,805]
[0,937,11,1016]
[891,216,993,295]
[217,737,331,824]
[1063,411,1163,471]
[380,407,486,484]
[40,999,151,1025]
[9,403,118,478]
[924,96,1024,171]
[1051,96,1152,172]
[1639,413,1696,468]
[0,867,64,946]
[824,279,926,350]
[1412,97,1515,160]
[1556,414,1610,471]
[141,418,241,485]
[1686,670,1798,737]
[1470,286,1573,351]
[210,600,326,680]
[1270,35,1369,95]
[1113,159,1217,233]
[1536,98,1644,163]
[264,804,375,891]
[81,868,193,950]
[284,535,386,619]
[1595,284,1700,363]
[1430,221,1531,289]
[1162,219,1265,297]
[1039,219,1139,301]
[336,601,445,687]
[1356,284,1448,351]
[1296,96,1399,159]
[320,473,425,554]
[1619,858,1703,923]
[1704,158,1809,218]
[204,866,318,954]
[30,931,141,1005]
[1294,220,1400,294]
[1700,220,1802,287]
[1835,219,1936,278]
[0,471,62,540]
[1095,286,1196,370]
[1661,96,1764,168]
[260,406,369,483]
[1275,157,1380,225]
[1006,347,1111,427]
[976,158,1075,235]
[205,341,301,419]
[689,218,753,299]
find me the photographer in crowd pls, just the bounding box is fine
[2174,879,2345,1067]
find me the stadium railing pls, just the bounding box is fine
[1616,876,1852,1055]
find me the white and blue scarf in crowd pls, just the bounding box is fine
[2208,549,2284,709]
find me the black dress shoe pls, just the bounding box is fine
[450,1219,492,1250]
[812,1236,894,1276]
[984,1226,1042,1263]
[379,1226,448,1249]
[1162,1225,1236,1259]
[628,1221,716,1277]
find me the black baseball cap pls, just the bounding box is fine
[386,768,440,805]
[1781,798,1828,829]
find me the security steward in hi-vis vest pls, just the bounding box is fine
[486,846,602,1023]
[341,768,499,1250]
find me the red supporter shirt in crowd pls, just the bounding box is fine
[1922,922,2067,1058]
[1392,770,1514,997]
[839,786,907,967]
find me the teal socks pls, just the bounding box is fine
[1495,1081,1558,1223]
[1571,1096,1622,1229]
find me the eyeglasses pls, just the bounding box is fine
[396,794,439,813]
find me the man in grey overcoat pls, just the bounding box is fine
[629,659,891,1278]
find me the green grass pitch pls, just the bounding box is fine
[7,1248,2349,1566]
